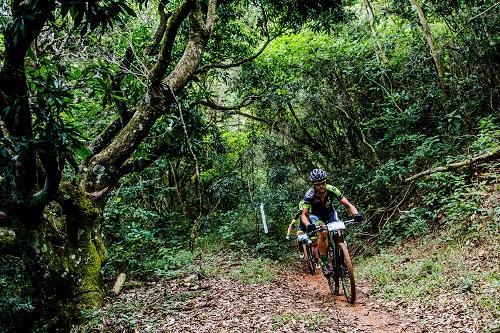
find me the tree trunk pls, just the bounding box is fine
[363,0,388,64]
[409,0,446,92]
[1,0,218,329]
[4,182,106,331]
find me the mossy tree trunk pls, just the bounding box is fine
[1,0,217,330]
[7,183,106,331]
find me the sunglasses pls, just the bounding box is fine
[313,181,326,186]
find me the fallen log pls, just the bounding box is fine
[404,149,500,183]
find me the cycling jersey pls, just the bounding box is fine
[303,184,344,222]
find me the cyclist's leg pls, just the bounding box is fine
[296,231,306,258]
[311,215,330,276]
[318,210,342,278]
[306,215,319,260]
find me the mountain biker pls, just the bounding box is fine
[301,168,363,278]
[286,201,320,265]
[286,201,306,251]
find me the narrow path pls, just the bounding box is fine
[274,267,400,333]
[90,261,490,332]
[92,263,403,332]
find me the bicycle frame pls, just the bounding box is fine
[309,219,356,303]
[327,221,351,268]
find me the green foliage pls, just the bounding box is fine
[57,0,138,35]
[379,207,431,244]
[263,0,353,32]
[357,202,499,325]
[473,115,500,151]
[228,257,278,284]
[102,189,193,280]
[357,251,446,300]
[3,0,497,325]
[0,256,33,332]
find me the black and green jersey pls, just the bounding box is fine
[303,184,344,221]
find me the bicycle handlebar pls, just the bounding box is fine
[306,219,356,237]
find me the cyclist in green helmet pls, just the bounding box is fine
[286,200,320,266]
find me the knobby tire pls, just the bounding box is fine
[338,242,356,304]
[306,244,316,275]
[327,245,340,295]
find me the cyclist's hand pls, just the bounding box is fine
[354,213,363,223]
[285,235,291,240]
[306,223,316,233]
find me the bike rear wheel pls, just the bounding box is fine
[305,244,316,275]
[338,242,356,304]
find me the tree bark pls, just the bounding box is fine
[409,0,446,92]
[363,0,388,64]
[1,1,217,329]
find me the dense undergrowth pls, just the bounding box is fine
[356,182,499,332]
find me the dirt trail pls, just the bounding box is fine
[90,260,492,332]
[103,265,403,333]
[157,266,402,333]
[272,267,401,333]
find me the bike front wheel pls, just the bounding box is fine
[326,245,339,295]
[338,242,356,304]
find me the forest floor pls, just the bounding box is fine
[76,252,496,333]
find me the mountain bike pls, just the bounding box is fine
[288,234,317,275]
[309,219,356,304]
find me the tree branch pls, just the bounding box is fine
[198,95,259,111]
[112,47,134,126]
[287,102,328,154]
[169,160,188,216]
[81,0,218,193]
[149,0,194,85]
[196,35,276,74]
[85,47,135,160]
[172,94,203,252]
[196,0,276,74]
[332,104,380,165]
[31,132,64,208]
[404,149,500,183]
[118,156,157,178]
[145,0,171,56]
[161,0,217,93]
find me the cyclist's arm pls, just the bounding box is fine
[339,197,359,217]
[301,206,312,227]
[326,184,359,217]
[286,219,296,236]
